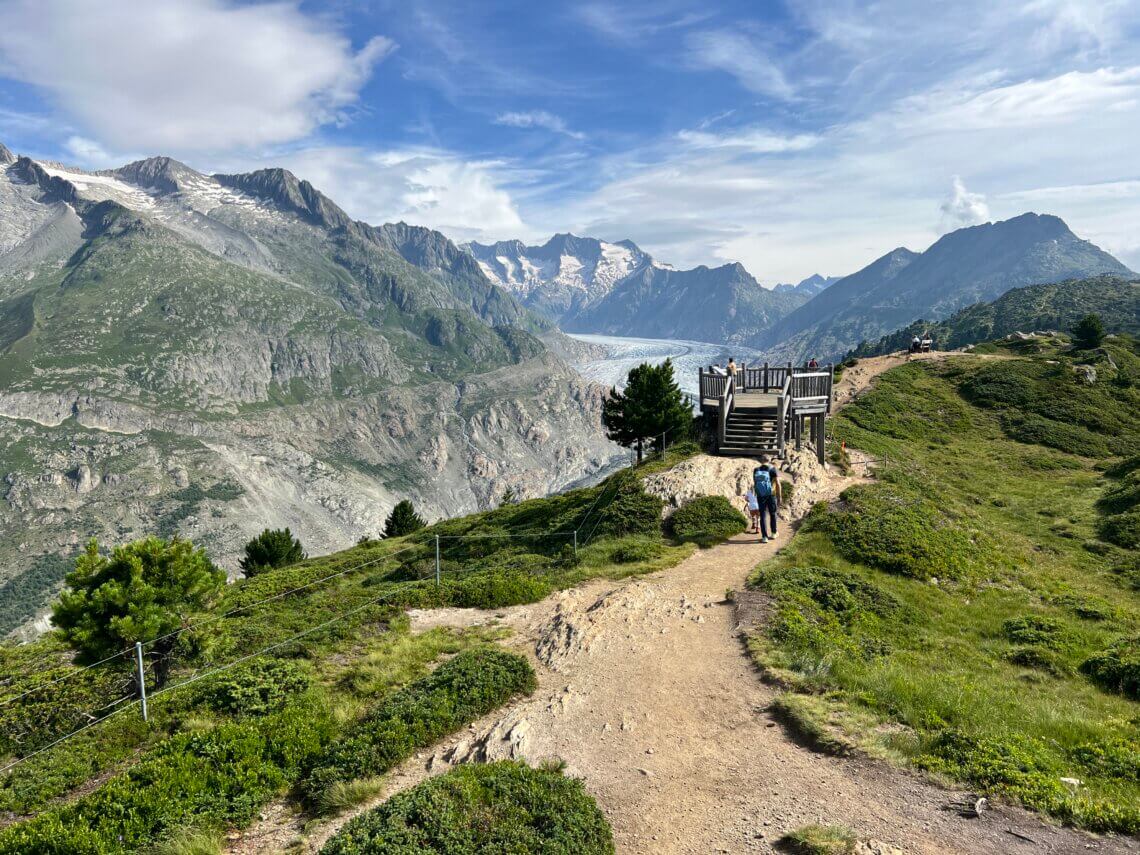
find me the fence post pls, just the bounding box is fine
[573,530,578,556]
[135,641,148,723]
[661,431,666,457]
[434,535,441,586]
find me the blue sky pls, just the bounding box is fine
[1,0,1139,282]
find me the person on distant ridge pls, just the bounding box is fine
[752,457,781,543]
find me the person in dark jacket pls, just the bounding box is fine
[752,457,781,542]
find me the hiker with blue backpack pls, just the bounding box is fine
[752,457,781,543]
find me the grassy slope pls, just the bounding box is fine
[748,340,1140,832]
[0,463,698,849]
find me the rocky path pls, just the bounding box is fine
[229,351,1133,854]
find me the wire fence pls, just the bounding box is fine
[0,457,651,776]
[0,417,699,782]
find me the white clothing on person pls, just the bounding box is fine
[745,489,759,511]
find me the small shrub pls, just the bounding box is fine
[1098,510,1140,549]
[321,761,613,855]
[303,648,536,809]
[1006,646,1069,676]
[669,495,747,545]
[193,659,310,717]
[1080,637,1140,700]
[1002,615,1071,651]
[588,471,664,539]
[608,539,661,564]
[780,823,856,854]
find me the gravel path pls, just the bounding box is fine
[229,352,1135,854]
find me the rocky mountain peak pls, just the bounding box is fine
[0,142,13,165]
[213,167,352,231]
[109,156,200,195]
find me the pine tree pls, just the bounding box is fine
[601,359,691,463]
[52,537,226,689]
[240,527,306,577]
[1071,313,1106,349]
[384,499,425,538]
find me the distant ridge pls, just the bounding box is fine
[850,274,1140,357]
[757,213,1133,362]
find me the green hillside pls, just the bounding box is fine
[851,275,1140,358]
[0,459,700,852]
[748,336,1140,832]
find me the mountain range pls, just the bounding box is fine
[464,234,818,343]
[0,144,617,636]
[754,213,1134,361]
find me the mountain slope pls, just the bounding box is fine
[0,145,616,637]
[851,274,1140,357]
[773,273,841,296]
[758,214,1133,361]
[566,261,805,344]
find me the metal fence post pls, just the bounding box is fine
[134,641,148,723]
[573,530,578,556]
[434,535,441,586]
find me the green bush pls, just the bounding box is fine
[303,648,536,808]
[192,659,310,717]
[1002,615,1071,651]
[780,823,856,854]
[607,539,662,564]
[1006,646,1069,676]
[1098,509,1140,549]
[810,485,980,580]
[588,471,663,540]
[1081,637,1140,700]
[0,693,336,854]
[321,761,614,854]
[1000,413,1111,457]
[669,495,746,545]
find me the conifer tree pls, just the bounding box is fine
[240,527,305,577]
[52,537,226,689]
[1072,313,1106,349]
[602,359,690,463]
[384,500,425,538]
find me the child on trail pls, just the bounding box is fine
[744,487,760,533]
[752,457,781,543]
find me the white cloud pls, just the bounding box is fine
[676,128,820,153]
[939,176,990,231]
[238,147,531,244]
[685,30,794,99]
[0,0,395,152]
[62,136,123,169]
[495,111,585,140]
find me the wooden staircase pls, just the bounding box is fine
[719,405,780,456]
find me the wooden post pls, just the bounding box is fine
[816,415,826,465]
[434,535,441,586]
[763,362,768,392]
[795,414,803,451]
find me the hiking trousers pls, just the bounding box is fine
[760,495,778,538]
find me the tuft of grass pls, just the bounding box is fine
[151,827,225,855]
[779,823,856,854]
[314,776,388,816]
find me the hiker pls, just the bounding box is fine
[726,357,737,377]
[910,335,921,354]
[744,486,760,533]
[752,458,781,543]
[807,357,819,370]
[711,363,727,376]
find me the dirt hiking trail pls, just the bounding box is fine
[230,352,1134,855]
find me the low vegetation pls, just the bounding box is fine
[748,337,1140,833]
[0,453,725,850]
[303,647,536,811]
[321,761,614,854]
[779,823,856,854]
[240,527,306,577]
[669,495,747,546]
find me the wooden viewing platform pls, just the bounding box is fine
[698,362,834,462]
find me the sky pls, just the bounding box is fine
[1,0,1139,284]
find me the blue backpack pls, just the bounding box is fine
[753,468,772,498]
